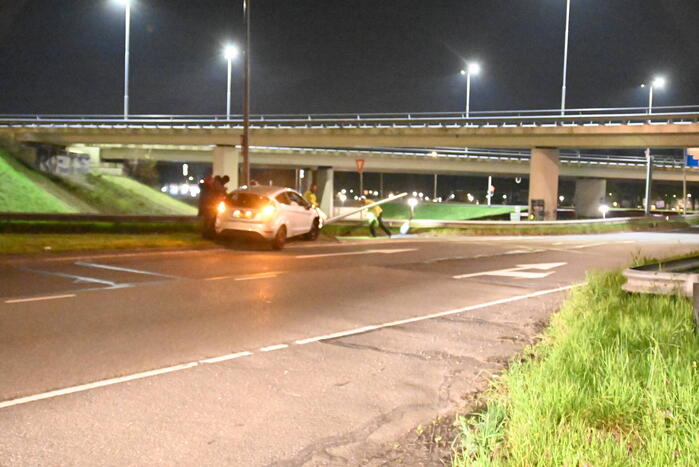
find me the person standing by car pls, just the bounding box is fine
[304,184,319,208]
[198,176,216,238]
[362,196,391,238]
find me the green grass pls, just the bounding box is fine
[0,150,77,213]
[57,174,197,215]
[0,233,213,255]
[381,202,514,220]
[0,220,199,234]
[452,271,699,466]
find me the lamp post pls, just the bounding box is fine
[459,62,481,118]
[560,0,571,115]
[642,76,666,114]
[223,44,239,120]
[115,0,132,119]
[241,0,251,186]
[641,76,666,215]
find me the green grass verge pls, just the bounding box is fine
[0,220,199,234]
[0,233,213,255]
[0,150,77,213]
[56,174,197,215]
[452,271,699,466]
[380,202,514,220]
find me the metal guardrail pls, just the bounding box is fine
[623,256,699,297]
[1,105,698,128]
[0,213,199,223]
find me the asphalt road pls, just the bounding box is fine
[1,232,697,465]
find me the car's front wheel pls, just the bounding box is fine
[304,218,320,241]
[271,225,287,250]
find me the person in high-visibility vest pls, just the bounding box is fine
[362,196,392,238]
[304,184,319,208]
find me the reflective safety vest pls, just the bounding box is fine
[304,190,318,207]
[363,199,382,217]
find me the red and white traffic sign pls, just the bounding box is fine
[356,159,365,174]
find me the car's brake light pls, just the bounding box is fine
[259,204,276,219]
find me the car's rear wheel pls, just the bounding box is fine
[271,225,287,250]
[304,218,320,241]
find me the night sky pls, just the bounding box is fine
[1,0,698,116]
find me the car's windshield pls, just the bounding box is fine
[227,192,270,209]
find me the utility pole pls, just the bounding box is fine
[241,0,251,186]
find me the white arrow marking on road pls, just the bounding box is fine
[295,248,417,259]
[453,262,567,280]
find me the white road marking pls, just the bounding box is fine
[0,283,577,410]
[453,262,567,280]
[200,351,253,364]
[259,344,289,352]
[296,248,417,259]
[19,267,121,287]
[5,294,76,304]
[0,362,198,410]
[299,284,578,343]
[295,325,382,345]
[205,272,280,281]
[235,272,280,281]
[74,261,180,279]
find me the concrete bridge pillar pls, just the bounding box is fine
[314,167,334,216]
[213,145,239,189]
[574,179,607,218]
[528,148,560,220]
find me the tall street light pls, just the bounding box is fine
[241,0,251,186]
[223,44,239,120]
[640,76,666,215]
[642,76,666,114]
[560,0,571,115]
[115,0,131,119]
[459,62,481,118]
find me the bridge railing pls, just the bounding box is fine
[1,104,699,126]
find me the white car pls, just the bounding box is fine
[214,186,321,250]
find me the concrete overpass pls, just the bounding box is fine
[89,144,697,182]
[3,109,699,149]
[4,106,699,219]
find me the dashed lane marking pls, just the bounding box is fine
[259,344,289,352]
[296,248,417,259]
[4,294,76,304]
[204,271,280,281]
[74,261,181,279]
[0,283,577,410]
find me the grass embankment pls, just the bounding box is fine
[453,271,699,466]
[57,174,196,215]
[381,202,514,220]
[0,233,212,255]
[0,150,78,213]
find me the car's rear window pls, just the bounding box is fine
[227,192,269,209]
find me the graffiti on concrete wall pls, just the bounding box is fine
[37,153,91,176]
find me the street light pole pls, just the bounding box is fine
[122,0,131,119]
[642,76,665,215]
[241,0,251,186]
[560,0,571,115]
[223,45,238,120]
[460,62,480,118]
[466,71,472,117]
